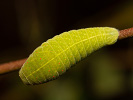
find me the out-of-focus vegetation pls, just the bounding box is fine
[0,0,133,100]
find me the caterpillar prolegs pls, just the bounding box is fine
[19,27,119,85]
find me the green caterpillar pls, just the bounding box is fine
[19,27,119,85]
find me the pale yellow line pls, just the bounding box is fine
[27,34,109,78]
[21,69,32,85]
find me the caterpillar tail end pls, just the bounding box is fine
[19,69,31,85]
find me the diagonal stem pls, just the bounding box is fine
[118,27,133,40]
[0,27,133,74]
[0,58,27,74]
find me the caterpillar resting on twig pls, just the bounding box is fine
[19,27,119,85]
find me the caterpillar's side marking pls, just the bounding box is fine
[19,27,119,85]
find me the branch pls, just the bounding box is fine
[0,27,133,74]
[0,58,27,74]
[118,27,133,40]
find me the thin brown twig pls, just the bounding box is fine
[0,27,133,75]
[118,27,133,40]
[0,58,27,74]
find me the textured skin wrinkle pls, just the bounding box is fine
[68,31,82,61]
[103,29,107,44]
[83,29,93,53]
[76,30,87,57]
[85,29,94,52]
[73,31,82,60]
[27,34,110,78]
[53,38,70,71]
[67,31,81,61]
[47,41,64,76]
[56,34,75,70]
[21,69,32,85]
[19,27,119,85]
[40,46,48,82]
[59,34,76,64]
[32,48,47,83]
[93,30,100,49]
[31,52,43,83]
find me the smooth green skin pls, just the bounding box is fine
[19,27,119,85]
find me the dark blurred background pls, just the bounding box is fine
[0,0,133,100]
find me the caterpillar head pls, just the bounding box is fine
[105,27,119,45]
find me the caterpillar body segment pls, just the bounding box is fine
[19,27,119,85]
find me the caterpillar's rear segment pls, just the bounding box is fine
[19,27,119,85]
